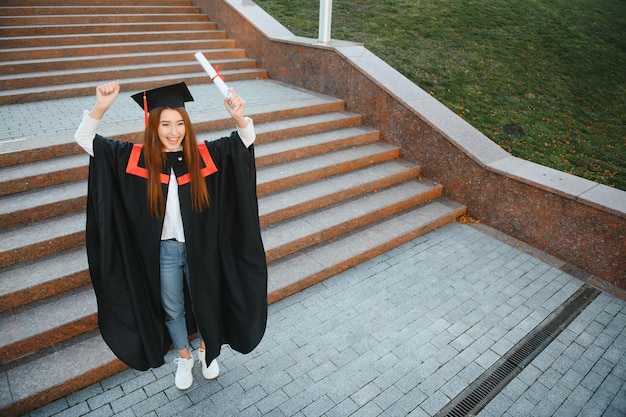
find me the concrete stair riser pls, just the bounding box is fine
[0,69,269,105]
[2,330,127,417]
[0,22,216,38]
[0,41,238,61]
[0,248,90,313]
[259,162,422,227]
[0,229,84,269]
[0,13,210,26]
[0,143,83,169]
[0,30,227,49]
[257,145,400,195]
[0,22,217,38]
[1,50,247,75]
[3,0,193,5]
[0,286,97,365]
[1,60,260,90]
[256,129,379,168]
[0,156,88,196]
[264,182,444,262]
[0,194,86,229]
[0,6,203,16]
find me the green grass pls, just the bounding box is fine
[253,0,626,191]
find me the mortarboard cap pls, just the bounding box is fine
[131,82,194,126]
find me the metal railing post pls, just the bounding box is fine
[318,0,332,43]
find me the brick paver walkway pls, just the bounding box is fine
[25,223,625,417]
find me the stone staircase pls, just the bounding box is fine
[0,1,466,415]
[0,0,266,105]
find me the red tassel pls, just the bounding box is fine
[143,90,148,127]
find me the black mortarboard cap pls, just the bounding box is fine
[131,82,194,126]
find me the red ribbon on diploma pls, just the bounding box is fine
[211,65,225,82]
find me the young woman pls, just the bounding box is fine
[75,81,268,390]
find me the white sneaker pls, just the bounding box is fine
[197,348,220,379]
[174,356,194,390]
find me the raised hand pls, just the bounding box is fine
[224,88,247,128]
[91,80,120,120]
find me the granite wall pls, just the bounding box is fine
[193,0,625,290]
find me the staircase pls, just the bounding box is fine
[0,1,466,415]
[0,0,266,105]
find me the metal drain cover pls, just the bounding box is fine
[437,285,600,417]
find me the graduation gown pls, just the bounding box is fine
[86,132,268,371]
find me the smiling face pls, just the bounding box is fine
[158,108,186,151]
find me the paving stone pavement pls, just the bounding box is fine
[21,223,625,417]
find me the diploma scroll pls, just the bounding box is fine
[194,52,232,99]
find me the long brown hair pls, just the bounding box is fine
[143,107,209,218]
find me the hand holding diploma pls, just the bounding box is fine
[224,87,248,128]
[195,52,247,127]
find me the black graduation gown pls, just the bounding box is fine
[86,132,268,371]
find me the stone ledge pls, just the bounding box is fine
[197,0,625,288]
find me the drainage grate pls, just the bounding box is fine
[437,285,600,417]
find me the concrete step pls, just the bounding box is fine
[0,30,227,49]
[0,39,237,61]
[257,142,399,195]
[0,13,210,27]
[267,197,467,303]
[0,57,260,89]
[0,286,97,366]
[0,330,126,417]
[0,180,87,229]
[1,21,217,37]
[263,180,444,262]
[0,211,85,269]
[0,155,419,229]
[0,84,346,168]
[252,112,364,146]
[255,126,379,168]
[4,0,192,5]
[0,247,88,313]
[0,153,89,196]
[258,160,421,226]
[1,49,246,75]
[3,0,192,5]
[0,6,202,16]
[0,67,268,105]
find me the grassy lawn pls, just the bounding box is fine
[253,0,626,191]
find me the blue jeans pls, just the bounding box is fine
[160,240,202,350]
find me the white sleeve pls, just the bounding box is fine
[74,110,100,156]
[236,117,256,148]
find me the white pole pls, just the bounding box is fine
[318,0,332,44]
